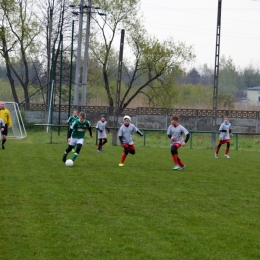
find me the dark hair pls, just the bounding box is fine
[170,115,179,122]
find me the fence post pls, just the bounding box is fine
[235,133,238,150]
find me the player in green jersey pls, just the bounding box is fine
[62,111,92,163]
[67,109,78,142]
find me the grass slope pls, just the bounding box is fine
[0,131,260,259]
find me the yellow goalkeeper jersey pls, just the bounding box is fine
[0,108,12,127]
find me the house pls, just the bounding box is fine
[247,86,260,105]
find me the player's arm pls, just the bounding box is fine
[182,127,190,145]
[88,125,93,137]
[95,122,102,132]
[184,133,190,143]
[105,126,110,132]
[136,129,143,136]
[118,136,124,145]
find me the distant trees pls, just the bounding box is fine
[1,0,260,110]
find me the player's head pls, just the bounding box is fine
[0,101,5,110]
[224,117,229,124]
[79,111,86,123]
[101,114,106,121]
[123,115,131,125]
[170,115,179,126]
[73,109,78,116]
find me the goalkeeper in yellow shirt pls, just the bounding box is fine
[0,101,12,149]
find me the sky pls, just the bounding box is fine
[139,0,260,70]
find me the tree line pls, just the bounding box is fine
[0,0,259,110]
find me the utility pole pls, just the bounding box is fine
[73,0,84,108]
[211,0,222,149]
[70,1,104,110]
[81,0,92,109]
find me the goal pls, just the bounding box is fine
[1,102,27,139]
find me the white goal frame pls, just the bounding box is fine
[0,102,27,139]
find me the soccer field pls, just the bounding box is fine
[1,131,260,259]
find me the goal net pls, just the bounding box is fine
[1,102,27,139]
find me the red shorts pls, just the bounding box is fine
[123,144,135,150]
[173,143,182,149]
[219,139,230,144]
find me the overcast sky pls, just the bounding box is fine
[139,0,260,70]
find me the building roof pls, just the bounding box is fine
[248,86,260,90]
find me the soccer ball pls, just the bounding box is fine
[65,159,74,167]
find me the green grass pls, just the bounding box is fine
[1,130,260,259]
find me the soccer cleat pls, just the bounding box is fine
[178,165,186,170]
[100,147,103,152]
[62,154,67,163]
[215,153,218,158]
[97,150,101,152]
[119,163,124,166]
[224,154,230,159]
[2,144,5,150]
[173,165,181,170]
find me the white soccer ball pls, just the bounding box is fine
[65,159,74,167]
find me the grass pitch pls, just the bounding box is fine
[0,130,260,259]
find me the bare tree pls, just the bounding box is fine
[91,0,195,109]
[0,0,42,106]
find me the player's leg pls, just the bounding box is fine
[100,138,107,150]
[171,144,183,169]
[97,138,102,151]
[224,142,230,158]
[71,138,84,161]
[128,144,135,155]
[62,138,76,162]
[1,125,8,149]
[119,144,129,166]
[215,142,222,158]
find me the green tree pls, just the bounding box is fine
[237,65,260,90]
[91,0,195,109]
[218,55,238,94]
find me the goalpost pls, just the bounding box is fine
[1,102,27,139]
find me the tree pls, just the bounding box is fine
[238,65,260,90]
[199,63,214,86]
[36,0,72,107]
[90,0,195,109]
[185,68,200,85]
[0,0,42,106]
[218,55,238,94]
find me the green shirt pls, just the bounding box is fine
[67,115,78,128]
[71,119,91,139]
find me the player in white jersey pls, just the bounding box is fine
[215,116,232,159]
[118,115,143,166]
[96,114,110,152]
[167,115,190,170]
